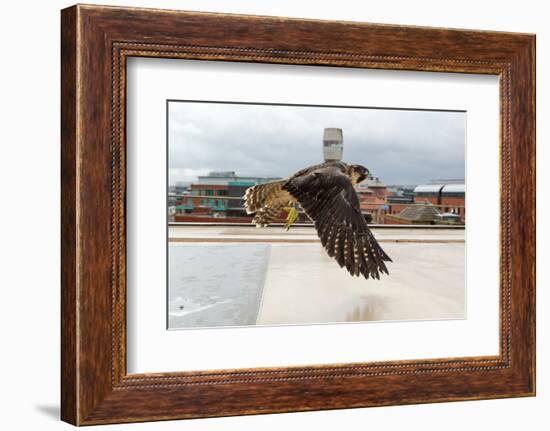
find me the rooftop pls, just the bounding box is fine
[168,224,465,329]
[196,173,281,185]
[398,203,441,222]
[414,183,466,194]
[356,177,386,189]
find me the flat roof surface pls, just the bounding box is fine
[168,225,465,329]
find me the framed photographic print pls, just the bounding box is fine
[164,100,466,331]
[61,4,535,425]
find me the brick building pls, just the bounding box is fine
[173,171,281,221]
[176,183,228,216]
[355,177,388,223]
[414,182,465,222]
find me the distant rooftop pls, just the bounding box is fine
[208,171,236,177]
[357,177,386,189]
[429,179,465,184]
[441,183,465,193]
[398,203,441,222]
[415,184,445,194]
[197,171,281,186]
[414,183,465,194]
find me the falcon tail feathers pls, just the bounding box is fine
[244,180,287,214]
[244,180,297,227]
[252,206,285,227]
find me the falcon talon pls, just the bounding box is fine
[283,207,299,230]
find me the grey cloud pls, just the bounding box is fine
[168,101,465,185]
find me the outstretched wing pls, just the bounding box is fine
[284,166,391,279]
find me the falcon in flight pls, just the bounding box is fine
[244,161,391,280]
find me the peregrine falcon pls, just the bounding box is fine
[244,161,391,280]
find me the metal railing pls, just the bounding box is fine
[169,222,465,229]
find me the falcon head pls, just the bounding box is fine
[348,164,370,185]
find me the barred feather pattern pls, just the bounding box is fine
[252,206,286,227]
[244,180,296,227]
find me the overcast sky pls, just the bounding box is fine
[168,101,465,186]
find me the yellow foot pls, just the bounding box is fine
[283,207,299,231]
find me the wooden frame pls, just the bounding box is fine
[61,4,535,425]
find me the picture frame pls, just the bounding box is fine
[60,4,535,425]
